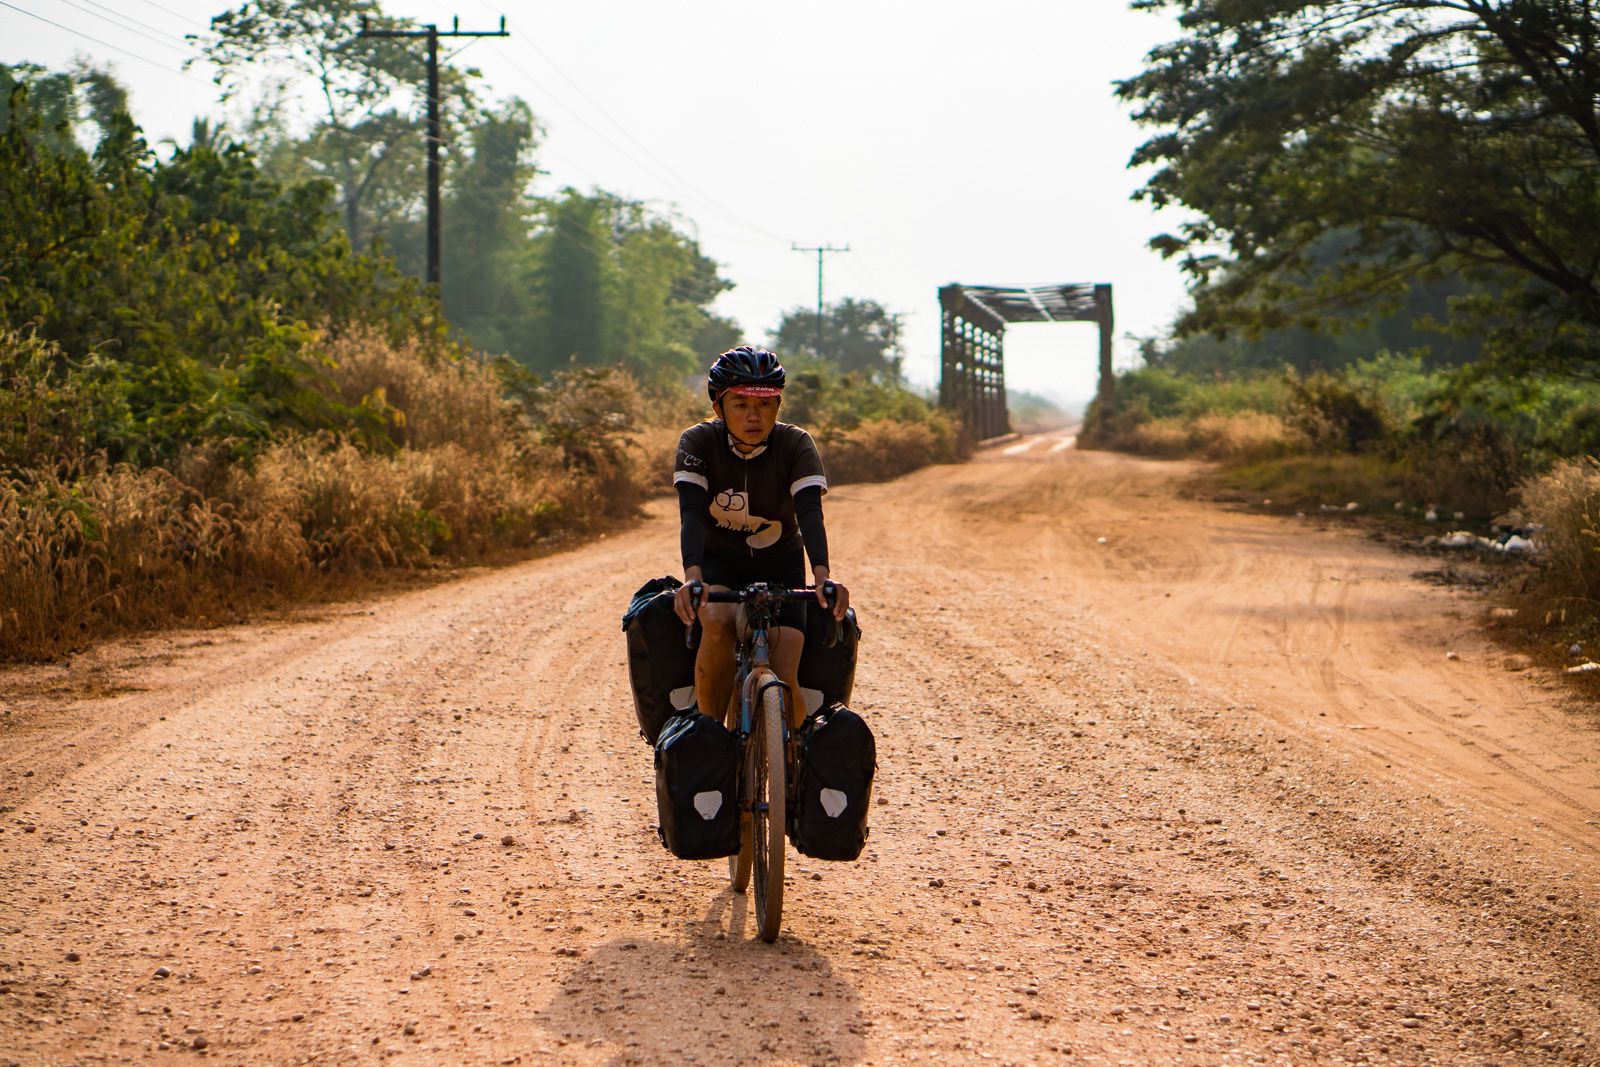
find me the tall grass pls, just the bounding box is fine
[1519,458,1600,610]
[0,332,651,660]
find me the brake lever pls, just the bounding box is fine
[822,580,842,648]
[685,580,704,650]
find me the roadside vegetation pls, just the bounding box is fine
[1092,0,1600,666]
[0,28,957,662]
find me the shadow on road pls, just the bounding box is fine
[535,891,866,1065]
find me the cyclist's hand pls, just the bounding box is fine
[674,573,703,625]
[813,568,849,621]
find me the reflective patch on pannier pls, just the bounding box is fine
[819,788,848,818]
[693,790,724,820]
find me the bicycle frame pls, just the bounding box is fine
[687,579,836,942]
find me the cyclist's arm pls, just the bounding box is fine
[674,481,710,625]
[794,485,828,572]
[794,485,848,619]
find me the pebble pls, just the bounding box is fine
[501,835,515,846]
[191,1035,209,1050]
[472,832,485,840]
[153,966,171,979]
[1402,1018,1422,1029]
[65,952,80,962]
[928,878,944,888]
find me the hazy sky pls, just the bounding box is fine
[3,0,1193,407]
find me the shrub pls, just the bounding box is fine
[819,412,969,484]
[1519,458,1600,608]
[1283,370,1390,453]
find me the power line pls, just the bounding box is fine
[0,0,212,86]
[58,0,194,57]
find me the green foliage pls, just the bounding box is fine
[1120,0,1600,377]
[771,297,904,382]
[1282,371,1389,454]
[517,190,732,386]
[0,69,440,466]
[194,0,478,253]
[778,364,941,431]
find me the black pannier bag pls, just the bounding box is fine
[622,576,697,745]
[797,606,861,710]
[654,711,741,860]
[787,703,876,861]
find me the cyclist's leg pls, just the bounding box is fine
[768,624,805,729]
[693,594,738,721]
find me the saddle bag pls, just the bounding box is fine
[787,703,876,861]
[797,607,861,711]
[654,711,741,860]
[622,576,697,745]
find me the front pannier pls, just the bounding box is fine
[622,576,697,745]
[654,712,741,860]
[787,704,876,861]
[798,607,860,709]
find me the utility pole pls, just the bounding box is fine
[359,16,510,288]
[791,243,849,359]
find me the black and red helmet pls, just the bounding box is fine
[707,346,785,403]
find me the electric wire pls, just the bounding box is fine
[55,0,195,57]
[0,0,212,86]
[453,3,795,247]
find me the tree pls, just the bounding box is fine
[771,297,903,382]
[193,0,482,254]
[518,189,733,385]
[1118,0,1600,376]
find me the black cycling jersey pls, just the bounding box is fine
[673,420,827,566]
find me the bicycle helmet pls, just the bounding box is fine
[707,346,785,403]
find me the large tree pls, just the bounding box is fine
[193,0,482,255]
[771,297,904,382]
[1118,0,1600,376]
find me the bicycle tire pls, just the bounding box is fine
[752,681,787,943]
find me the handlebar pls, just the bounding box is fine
[685,580,843,649]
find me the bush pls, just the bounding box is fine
[1283,370,1390,453]
[819,413,969,484]
[1519,458,1600,608]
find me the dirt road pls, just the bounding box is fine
[3,437,1598,1065]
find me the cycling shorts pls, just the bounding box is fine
[700,547,808,631]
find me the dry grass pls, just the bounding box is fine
[0,337,651,661]
[1103,412,1296,463]
[820,414,971,485]
[1519,457,1600,609]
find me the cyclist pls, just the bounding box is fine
[671,346,850,727]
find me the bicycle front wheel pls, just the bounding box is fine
[752,681,787,943]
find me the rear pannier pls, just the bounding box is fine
[787,703,876,861]
[654,711,741,860]
[622,576,697,744]
[798,606,860,711]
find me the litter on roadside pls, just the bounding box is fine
[1565,661,1600,674]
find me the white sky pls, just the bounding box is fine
[3,0,1193,409]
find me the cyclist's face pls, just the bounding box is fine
[720,393,780,445]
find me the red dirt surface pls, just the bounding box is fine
[3,437,1597,1064]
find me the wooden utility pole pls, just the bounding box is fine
[359,16,510,288]
[791,243,849,358]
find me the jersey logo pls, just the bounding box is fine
[676,447,707,471]
[711,490,781,550]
